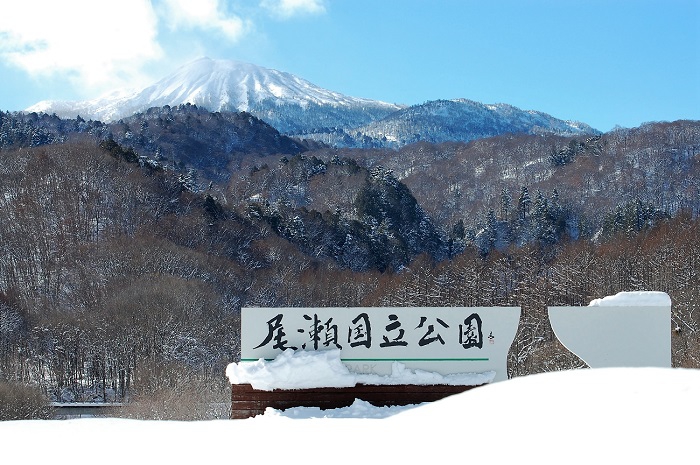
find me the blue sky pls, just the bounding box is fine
[1,0,698,132]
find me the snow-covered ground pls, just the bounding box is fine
[2,367,698,464]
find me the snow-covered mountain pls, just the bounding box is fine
[27,57,402,132]
[27,57,598,147]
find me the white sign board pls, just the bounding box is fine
[548,306,671,368]
[242,307,521,382]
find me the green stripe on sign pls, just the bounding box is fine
[342,358,490,362]
[239,358,490,362]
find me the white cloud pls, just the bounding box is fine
[160,0,249,41]
[0,0,328,99]
[0,0,163,94]
[261,0,327,19]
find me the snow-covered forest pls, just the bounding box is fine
[1,110,699,420]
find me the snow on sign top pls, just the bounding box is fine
[226,349,495,391]
[588,291,671,307]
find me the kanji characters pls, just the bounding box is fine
[460,313,484,349]
[253,311,487,352]
[253,314,297,351]
[348,312,372,348]
[416,316,449,346]
[380,314,408,347]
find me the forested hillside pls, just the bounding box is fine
[0,139,262,411]
[338,121,700,250]
[1,109,699,419]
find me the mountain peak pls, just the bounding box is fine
[147,57,291,110]
[27,58,401,123]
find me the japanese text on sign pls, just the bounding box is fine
[252,311,486,351]
[241,307,521,382]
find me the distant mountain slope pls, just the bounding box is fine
[108,104,312,182]
[371,99,596,141]
[303,99,598,148]
[1,105,314,183]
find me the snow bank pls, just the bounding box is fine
[3,367,700,464]
[267,398,420,419]
[226,349,494,390]
[588,291,671,307]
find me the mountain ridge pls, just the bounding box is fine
[306,98,598,148]
[27,57,598,147]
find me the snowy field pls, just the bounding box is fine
[2,366,698,464]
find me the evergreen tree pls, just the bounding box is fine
[518,186,531,222]
[500,187,512,220]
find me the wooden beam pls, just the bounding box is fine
[231,383,483,419]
